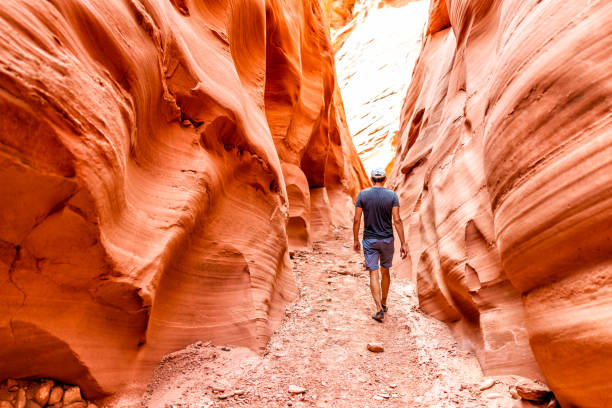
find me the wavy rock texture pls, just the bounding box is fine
[334,0,429,173]
[389,0,612,406]
[0,0,366,398]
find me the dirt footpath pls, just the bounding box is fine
[142,227,517,408]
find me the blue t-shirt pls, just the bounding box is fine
[355,187,400,239]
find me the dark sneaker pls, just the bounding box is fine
[381,304,388,313]
[372,310,384,322]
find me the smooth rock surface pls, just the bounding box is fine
[388,0,612,407]
[0,0,367,398]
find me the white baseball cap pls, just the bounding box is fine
[371,168,386,178]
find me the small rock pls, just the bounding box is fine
[509,385,520,399]
[287,402,292,407]
[25,401,41,408]
[6,379,18,392]
[389,384,397,389]
[217,391,234,399]
[34,381,54,406]
[63,387,83,405]
[210,385,226,393]
[516,379,552,402]
[87,404,99,408]
[485,393,505,399]
[367,343,384,353]
[221,346,231,351]
[233,390,245,396]
[194,341,203,347]
[372,395,385,401]
[288,385,306,395]
[377,393,390,399]
[391,393,399,398]
[479,378,496,391]
[15,389,26,408]
[48,387,64,405]
[0,401,13,408]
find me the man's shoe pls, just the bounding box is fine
[381,304,388,313]
[372,310,384,322]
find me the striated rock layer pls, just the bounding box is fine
[0,0,367,398]
[389,0,612,407]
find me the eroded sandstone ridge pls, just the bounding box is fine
[0,0,367,398]
[388,0,612,406]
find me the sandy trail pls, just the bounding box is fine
[142,227,515,408]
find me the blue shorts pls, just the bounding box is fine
[363,237,394,270]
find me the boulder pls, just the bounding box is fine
[515,380,552,403]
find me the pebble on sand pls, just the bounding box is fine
[367,343,384,353]
[210,384,226,393]
[478,378,496,391]
[288,385,306,394]
[217,391,234,399]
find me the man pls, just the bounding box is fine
[353,168,407,322]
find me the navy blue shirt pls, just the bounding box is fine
[355,187,400,239]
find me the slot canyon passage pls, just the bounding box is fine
[0,0,611,407]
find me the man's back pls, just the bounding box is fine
[355,187,399,240]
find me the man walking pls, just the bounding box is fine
[353,168,407,322]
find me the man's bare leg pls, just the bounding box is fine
[381,267,390,309]
[369,269,382,311]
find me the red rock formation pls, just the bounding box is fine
[389,0,612,406]
[0,0,366,398]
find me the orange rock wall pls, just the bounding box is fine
[0,0,366,398]
[389,0,612,406]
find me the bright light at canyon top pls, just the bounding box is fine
[332,0,430,174]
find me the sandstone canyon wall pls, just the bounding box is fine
[0,0,367,398]
[388,0,612,407]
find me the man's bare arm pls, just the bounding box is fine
[353,207,362,252]
[392,206,408,259]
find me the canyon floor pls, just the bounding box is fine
[141,227,518,408]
